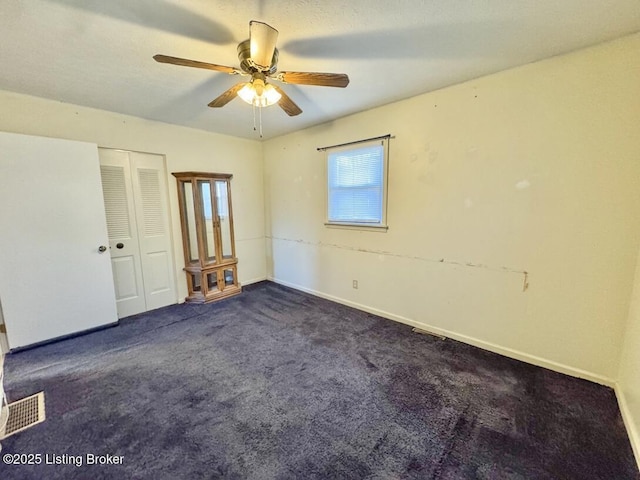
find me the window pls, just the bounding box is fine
[326,138,388,229]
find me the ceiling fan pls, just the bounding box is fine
[153,20,350,117]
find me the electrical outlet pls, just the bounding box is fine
[352,280,358,289]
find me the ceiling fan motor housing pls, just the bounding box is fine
[237,39,278,75]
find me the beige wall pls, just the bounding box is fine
[0,90,267,300]
[619,246,640,465]
[263,33,640,383]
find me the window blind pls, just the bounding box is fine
[327,143,384,224]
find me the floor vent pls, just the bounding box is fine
[0,392,46,439]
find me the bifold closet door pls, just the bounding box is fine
[99,149,146,318]
[99,149,176,318]
[129,152,176,311]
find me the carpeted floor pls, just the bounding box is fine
[1,281,638,479]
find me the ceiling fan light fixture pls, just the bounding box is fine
[262,83,282,106]
[237,82,254,104]
[238,80,281,107]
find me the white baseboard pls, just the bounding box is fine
[267,276,615,387]
[615,383,640,471]
[241,276,268,286]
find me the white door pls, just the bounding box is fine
[99,149,176,318]
[129,152,176,311]
[99,149,146,318]
[0,132,118,349]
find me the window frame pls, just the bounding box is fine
[324,138,389,231]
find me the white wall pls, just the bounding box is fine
[0,91,267,301]
[263,33,640,383]
[619,246,640,465]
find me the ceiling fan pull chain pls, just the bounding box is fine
[259,105,263,138]
[252,103,257,132]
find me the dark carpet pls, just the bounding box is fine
[1,281,638,479]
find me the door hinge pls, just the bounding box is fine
[0,324,6,334]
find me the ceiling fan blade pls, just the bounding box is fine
[272,85,302,116]
[249,21,278,70]
[276,71,350,87]
[154,54,241,75]
[208,83,245,108]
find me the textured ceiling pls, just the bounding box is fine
[1,1,639,140]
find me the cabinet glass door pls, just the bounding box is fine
[215,180,234,261]
[182,181,199,264]
[198,180,217,264]
[223,268,236,287]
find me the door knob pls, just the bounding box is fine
[98,245,107,253]
[116,243,124,249]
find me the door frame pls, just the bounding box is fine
[0,299,8,354]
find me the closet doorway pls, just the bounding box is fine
[99,148,177,318]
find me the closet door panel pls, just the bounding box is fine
[131,152,177,310]
[99,149,146,318]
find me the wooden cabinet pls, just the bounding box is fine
[173,172,241,303]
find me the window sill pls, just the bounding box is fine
[324,222,388,232]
